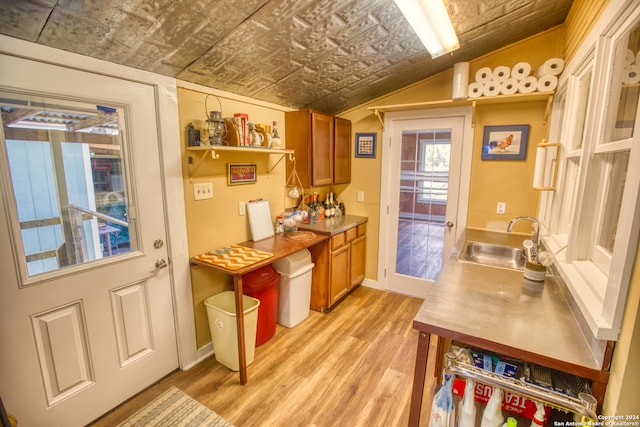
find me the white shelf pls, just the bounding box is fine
[186,145,294,156]
[186,145,295,176]
[368,92,554,128]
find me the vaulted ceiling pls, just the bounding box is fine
[0,0,573,115]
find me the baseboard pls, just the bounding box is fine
[182,343,214,370]
[361,278,383,290]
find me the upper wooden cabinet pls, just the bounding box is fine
[333,117,351,184]
[285,110,351,187]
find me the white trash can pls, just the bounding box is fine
[273,249,315,328]
[204,291,260,371]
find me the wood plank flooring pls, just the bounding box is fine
[396,220,444,281]
[89,286,440,427]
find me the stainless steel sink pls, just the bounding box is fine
[458,241,525,270]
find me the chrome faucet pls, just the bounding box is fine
[507,216,541,262]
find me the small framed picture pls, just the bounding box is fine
[227,163,257,185]
[355,132,377,158]
[481,125,530,160]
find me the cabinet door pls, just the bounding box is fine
[330,244,350,305]
[350,234,366,287]
[334,117,351,184]
[311,112,334,186]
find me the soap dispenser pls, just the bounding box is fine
[480,386,504,427]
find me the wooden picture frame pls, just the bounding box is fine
[481,125,530,160]
[227,163,257,185]
[355,132,377,158]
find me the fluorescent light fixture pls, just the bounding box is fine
[393,0,460,58]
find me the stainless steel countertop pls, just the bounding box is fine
[297,215,368,236]
[414,228,602,373]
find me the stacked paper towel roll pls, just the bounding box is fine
[623,49,640,85]
[467,58,565,98]
[534,58,563,92]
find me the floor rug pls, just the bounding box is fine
[118,386,234,427]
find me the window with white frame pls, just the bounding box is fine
[543,4,640,341]
[418,131,450,204]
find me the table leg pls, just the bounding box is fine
[233,274,247,385]
[409,331,431,427]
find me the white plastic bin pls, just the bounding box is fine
[273,249,315,328]
[204,291,260,371]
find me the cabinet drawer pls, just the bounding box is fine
[331,232,346,250]
[356,223,366,237]
[345,226,356,242]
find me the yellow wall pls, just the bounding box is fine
[564,0,610,61]
[178,86,292,348]
[604,249,640,413]
[340,27,565,277]
[467,101,547,232]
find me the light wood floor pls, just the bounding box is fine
[89,286,439,426]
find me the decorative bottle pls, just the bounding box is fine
[271,121,282,148]
[315,193,325,221]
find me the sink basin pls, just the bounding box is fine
[458,241,525,270]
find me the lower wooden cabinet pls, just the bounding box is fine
[309,222,366,311]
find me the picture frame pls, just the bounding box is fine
[227,163,257,185]
[481,125,530,160]
[355,132,377,158]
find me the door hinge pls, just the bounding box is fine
[386,205,389,215]
[384,268,387,278]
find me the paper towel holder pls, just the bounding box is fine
[532,139,561,191]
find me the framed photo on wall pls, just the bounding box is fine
[355,132,377,158]
[481,125,530,160]
[227,163,257,185]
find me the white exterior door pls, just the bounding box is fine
[0,55,178,426]
[380,109,471,298]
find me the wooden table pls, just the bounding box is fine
[189,232,328,385]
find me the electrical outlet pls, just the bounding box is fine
[497,202,506,214]
[238,202,246,216]
[194,182,213,200]
[357,191,365,202]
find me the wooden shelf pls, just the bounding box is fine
[186,145,295,176]
[368,91,554,129]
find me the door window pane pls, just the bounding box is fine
[1,93,135,282]
[396,129,451,281]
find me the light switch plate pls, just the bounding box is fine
[357,191,365,202]
[497,202,506,214]
[194,182,213,200]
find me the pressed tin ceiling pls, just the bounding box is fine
[0,0,573,115]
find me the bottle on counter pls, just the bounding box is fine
[315,193,325,221]
[306,195,317,224]
[324,193,333,218]
[338,201,345,216]
[329,192,337,217]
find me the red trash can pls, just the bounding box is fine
[240,265,280,346]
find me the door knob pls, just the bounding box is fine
[445,221,454,229]
[150,258,168,274]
